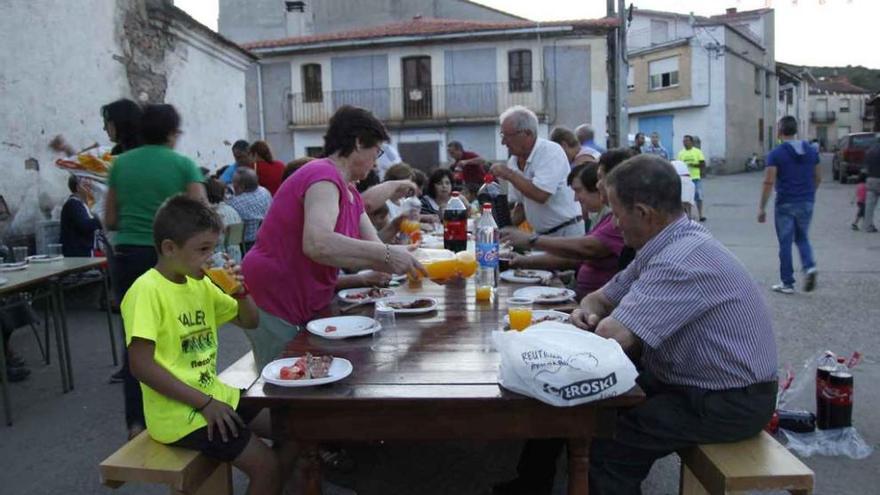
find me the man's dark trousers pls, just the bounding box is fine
[513,372,776,494]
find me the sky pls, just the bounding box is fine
[175,0,879,69]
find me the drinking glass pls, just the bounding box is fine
[371,303,398,352]
[507,297,534,332]
[202,252,241,295]
[48,243,63,258]
[12,246,28,263]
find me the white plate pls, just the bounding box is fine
[377,296,438,314]
[513,286,576,304]
[0,263,27,272]
[356,270,406,283]
[27,254,64,263]
[0,277,7,286]
[306,315,381,340]
[500,269,553,284]
[261,356,353,387]
[503,309,571,327]
[337,287,395,303]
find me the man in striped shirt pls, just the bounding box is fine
[494,155,777,495]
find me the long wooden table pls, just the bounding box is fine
[242,278,644,495]
[0,257,114,425]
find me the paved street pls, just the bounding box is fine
[1,155,878,494]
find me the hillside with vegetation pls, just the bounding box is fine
[805,65,880,94]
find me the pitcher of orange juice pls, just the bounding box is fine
[203,252,241,295]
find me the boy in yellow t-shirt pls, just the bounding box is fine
[123,195,293,495]
[677,135,707,221]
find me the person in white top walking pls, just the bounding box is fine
[490,106,584,238]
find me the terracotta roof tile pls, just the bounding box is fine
[243,17,618,50]
[810,77,871,95]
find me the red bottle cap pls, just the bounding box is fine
[483,174,494,183]
[482,203,492,210]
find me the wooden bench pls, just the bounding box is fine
[679,431,814,495]
[99,351,260,494]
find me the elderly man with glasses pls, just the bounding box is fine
[489,106,584,238]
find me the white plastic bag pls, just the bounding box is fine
[493,322,639,407]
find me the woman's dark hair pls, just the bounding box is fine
[249,140,274,162]
[67,174,80,193]
[426,168,454,199]
[598,148,635,175]
[101,98,143,153]
[323,105,390,157]
[412,169,428,192]
[141,104,181,145]
[567,162,599,192]
[604,154,682,215]
[205,179,227,204]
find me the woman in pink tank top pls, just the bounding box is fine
[241,106,425,368]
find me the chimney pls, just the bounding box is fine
[726,7,737,15]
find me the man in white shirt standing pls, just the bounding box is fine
[375,142,402,181]
[490,106,584,238]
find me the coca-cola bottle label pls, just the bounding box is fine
[444,220,467,241]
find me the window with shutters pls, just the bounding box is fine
[508,50,532,93]
[648,56,679,91]
[302,64,323,103]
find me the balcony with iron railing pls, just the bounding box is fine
[287,81,546,127]
[810,110,836,123]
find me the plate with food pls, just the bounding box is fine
[306,315,380,340]
[0,262,27,272]
[377,296,438,314]
[512,286,576,304]
[502,309,570,330]
[262,353,353,387]
[500,269,552,284]
[27,254,64,263]
[337,287,395,303]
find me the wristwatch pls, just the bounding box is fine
[528,233,540,246]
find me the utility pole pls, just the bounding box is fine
[617,0,629,148]
[606,0,618,148]
[606,0,629,148]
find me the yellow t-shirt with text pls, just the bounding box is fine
[122,268,239,443]
[677,147,706,180]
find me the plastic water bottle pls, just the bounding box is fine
[475,203,499,300]
[476,174,511,228]
[443,191,468,253]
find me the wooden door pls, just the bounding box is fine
[402,56,432,119]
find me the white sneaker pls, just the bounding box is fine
[771,283,794,294]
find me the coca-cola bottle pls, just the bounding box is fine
[443,191,468,252]
[477,174,512,228]
[815,351,836,428]
[827,357,854,429]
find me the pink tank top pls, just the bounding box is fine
[242,159,363,324]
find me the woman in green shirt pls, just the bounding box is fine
[105,103,206,438]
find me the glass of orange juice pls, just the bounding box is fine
[400,219,422,244]
[507,297,533,331]
[475,285,493,302]
[203,252,241,295]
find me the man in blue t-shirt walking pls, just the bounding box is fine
[758,116,821,294]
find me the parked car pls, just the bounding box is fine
[832,132,880,183]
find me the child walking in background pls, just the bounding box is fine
[853,174,867,230]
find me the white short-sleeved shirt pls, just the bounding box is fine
[506,138,582,234]
[671,160,696,206]
[375,144,402,181]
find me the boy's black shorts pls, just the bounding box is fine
[169,399,262,462]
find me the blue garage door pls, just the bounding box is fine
[638,115,674,156]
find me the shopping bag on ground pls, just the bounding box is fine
[493,322,638,407]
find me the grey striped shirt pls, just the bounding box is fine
[602,216,777,390]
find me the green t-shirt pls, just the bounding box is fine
[122,268,239,443]
[677,147,706,180]
[108,145,203,246]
